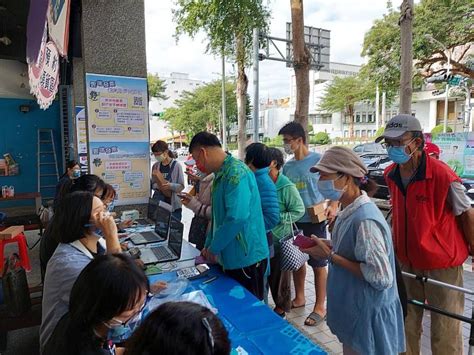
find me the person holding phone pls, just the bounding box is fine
[151,140,185,221]
[300,146,405,355]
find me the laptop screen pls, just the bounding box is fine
[168,216,183,255]
[154,206,171,238]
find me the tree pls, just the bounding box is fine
[431,124,453,138]
[162,80,240,142]
[320,75,374,138]
[290,0,311,139]
[147,73,168,100]
[173,0,271,159]
[310,132,331,145]
[399,0,414,114]
[361,0,474,103]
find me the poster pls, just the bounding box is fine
[47,0,71,56]
[86,73,150,205]
[433,132,474,178]
[26,0,48,64]
[75,106,88,173]
[89,142,150,204]
[85,74,149,142]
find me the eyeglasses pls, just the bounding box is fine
[381,138,415,149]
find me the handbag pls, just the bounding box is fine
[279,213,309,271]
[2,253,31,316]
[189,205,209,250]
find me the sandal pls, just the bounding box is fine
[304,312,326,327]
[273,308,286,318]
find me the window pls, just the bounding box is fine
[355,130,361,137]
[368,114,374,123]
[353,145,363,152]
[344,130,349,138]
[361,114,367,123]
[171,81,175,84]
[368,130,372,137]
[361,130,367,137]
[355,113,361,123]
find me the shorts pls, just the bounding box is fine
[296,221,328,268]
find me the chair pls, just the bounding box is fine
[0,226,31,273]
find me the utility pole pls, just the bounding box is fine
[221,54,227,151]
[375,85,380,130]
[399,0,414,114]
[252,28,260,142]
[382,91,387,126]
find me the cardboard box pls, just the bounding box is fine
[0,225,24,240]
[308,202,327,224]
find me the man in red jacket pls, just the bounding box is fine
[377,114,474,355]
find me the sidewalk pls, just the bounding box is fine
[271,262,474,355]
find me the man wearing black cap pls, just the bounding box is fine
[377,114,474,355]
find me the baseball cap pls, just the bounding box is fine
[375,114,422,143]
[310,146,368,178]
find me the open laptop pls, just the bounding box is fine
[140,215,184,264]
[129,204,171,245]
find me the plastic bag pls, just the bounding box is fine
[2,253,31,316]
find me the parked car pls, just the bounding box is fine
[365,154,474,205]
[353,143,386,155]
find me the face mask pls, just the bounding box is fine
[195,159,207,174]
[107,201,115,212]
[72,169,81,179]
[317,178,345,201]
[155,154,164,163]
[105,309,144,342]
[283,143,293,155]
[387,139,416,164]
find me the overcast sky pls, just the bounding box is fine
[144,1,396,99]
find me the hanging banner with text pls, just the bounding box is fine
[85,73,150,205]
[89,142,150,205]
[433,132,474,178]
[75,106,88,172]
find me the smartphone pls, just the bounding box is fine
[176,264,211,280]
[293,234,317,249]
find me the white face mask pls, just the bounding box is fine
[283,144,294,155]
[155,154,164,163]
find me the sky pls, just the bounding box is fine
[144,0,395,99]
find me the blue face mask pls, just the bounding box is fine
[72,169,81,179]
[317,177,345,201]
[387,139,415,164]
[107,201,115,212]
[105,305,145,343]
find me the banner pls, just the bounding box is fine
[28,41,60,110]
[26,0,49,64]
[89,142,150,205]
[86,74,150,205]
[47,0,71,56]
[75,106,88,173]
[433,132,474,178]
[85,74,149,142]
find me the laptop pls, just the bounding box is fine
[140,215,184,264]
[129,205,171,245]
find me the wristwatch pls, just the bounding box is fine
[328,250,336,264]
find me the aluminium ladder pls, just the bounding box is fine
[37,129,60,202]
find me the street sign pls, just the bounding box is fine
[285,23,330,71]
[448,76,462,86]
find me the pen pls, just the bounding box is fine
[202,276,218,284]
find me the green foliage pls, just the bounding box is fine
[266,135,283,148]
[320,75,374,113]
[173,0,271,66]
[431,124,453,138]
[375,127,385,138]
[162,80,242,141]
[310,132,331,145]
[361,0,474,103]
[147,73,168,100]
[307,123,314,134]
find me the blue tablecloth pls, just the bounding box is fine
[149,267,326,355]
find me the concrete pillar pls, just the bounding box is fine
[428,99,437,131]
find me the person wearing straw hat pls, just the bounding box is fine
[376,114,473,355]
[300,146,405,355]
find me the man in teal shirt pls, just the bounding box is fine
[279,121,338,327]
[189,132,269,300]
